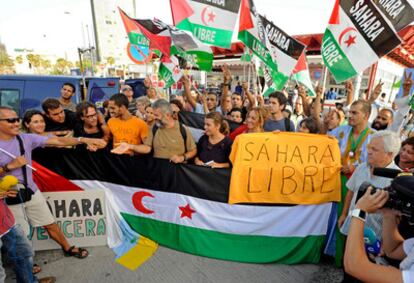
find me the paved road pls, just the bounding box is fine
[6,246,342,283]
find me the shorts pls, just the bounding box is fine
[8,190,55,235]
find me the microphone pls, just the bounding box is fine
[373,168,403,179]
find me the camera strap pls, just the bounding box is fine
[16,135,28,187]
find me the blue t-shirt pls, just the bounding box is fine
[263,118,295,132]
[0,134,48,192]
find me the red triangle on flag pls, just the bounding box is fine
[170,0,194,25]
[118,6,138,34]
[239,0,254,32]
[32,161,83,192]
[118,8,172,58]
[328,0,340,25]
[292,52,307,75]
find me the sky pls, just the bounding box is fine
[0,0,332,61]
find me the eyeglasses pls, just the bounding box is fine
[122,88,132,91]
[85,113,97,119]
[0,118,20,123]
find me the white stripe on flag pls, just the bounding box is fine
[73,180,332,238]
[330,7,379,73]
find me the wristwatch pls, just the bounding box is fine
[351,208,367,222]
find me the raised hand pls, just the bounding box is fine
[221,64,232,84]
[403,71,413,97]
[372,79,384,99]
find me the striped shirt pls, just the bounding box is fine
[340,161,400,239]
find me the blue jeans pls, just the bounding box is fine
[1,225,36,283]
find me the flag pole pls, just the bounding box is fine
[0,148,36,171]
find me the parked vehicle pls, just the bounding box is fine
[0,75,120,116]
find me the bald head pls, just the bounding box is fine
[372,108,393,131]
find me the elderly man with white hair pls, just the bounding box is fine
[339,130,401,239]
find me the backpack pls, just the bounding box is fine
[284,118,292,132]
[152,122,188,152]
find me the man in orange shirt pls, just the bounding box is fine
[107,93,148,152]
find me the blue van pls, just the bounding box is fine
[0,75,120,116]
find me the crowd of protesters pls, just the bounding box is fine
[0,65,414,282]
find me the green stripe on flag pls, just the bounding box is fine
[177,18,234,49]
[128,32,149,46]
[322,29,357,83]
[238,30,277,70]
[122,213,325,264]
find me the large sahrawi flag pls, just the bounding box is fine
[322,0,401,83]
[238,0,280,86]
[33,148,333,264]
[259,15,306,89]
[170,0,241,49]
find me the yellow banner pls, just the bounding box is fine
[229,132,341,205]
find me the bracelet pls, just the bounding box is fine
[77,137,83,143]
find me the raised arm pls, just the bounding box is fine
[181,75,197,109]
[221,64,232,109]
[368,80,384,104]
[344,80,354,107]
[242,81,256,110]
[298,85,310,117]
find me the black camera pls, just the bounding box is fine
[356,168,414,221]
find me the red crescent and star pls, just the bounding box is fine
[132,191,197,219]
[338,27,357,48]
[201,7,216,26]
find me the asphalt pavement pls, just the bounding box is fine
[5,246,342,283]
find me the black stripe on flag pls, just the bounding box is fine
[259,15,306,60]
[33,147,230,203]
[341,0,401,57]
[373,0,414,32]
[191,0,242,13]
[135,19,169,35]
[179,111,241,133]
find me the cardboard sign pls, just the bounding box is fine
[30,190,107,251]
[229,132,341,205]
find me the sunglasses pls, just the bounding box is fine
[122,88,132,91]
[0,118,20,123]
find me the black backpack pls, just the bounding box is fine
[284,118,292,132]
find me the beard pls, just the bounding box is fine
[371,121,388,131]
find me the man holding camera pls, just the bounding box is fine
[344,176,414,283]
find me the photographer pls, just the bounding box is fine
[344,183,414,283]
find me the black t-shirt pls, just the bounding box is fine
[73,122,104,139]
[197,134,233,164]
[45,109,78,132]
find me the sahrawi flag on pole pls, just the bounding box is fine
[159,55,183,88]
[259,15,306,91]
[118,8,172,58]
[238,0,289,90]
[322,0,402,83]
[169,25,214,71]
[170,0,241,49]
[292,52,316,97]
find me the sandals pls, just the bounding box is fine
[63,246,89,259]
